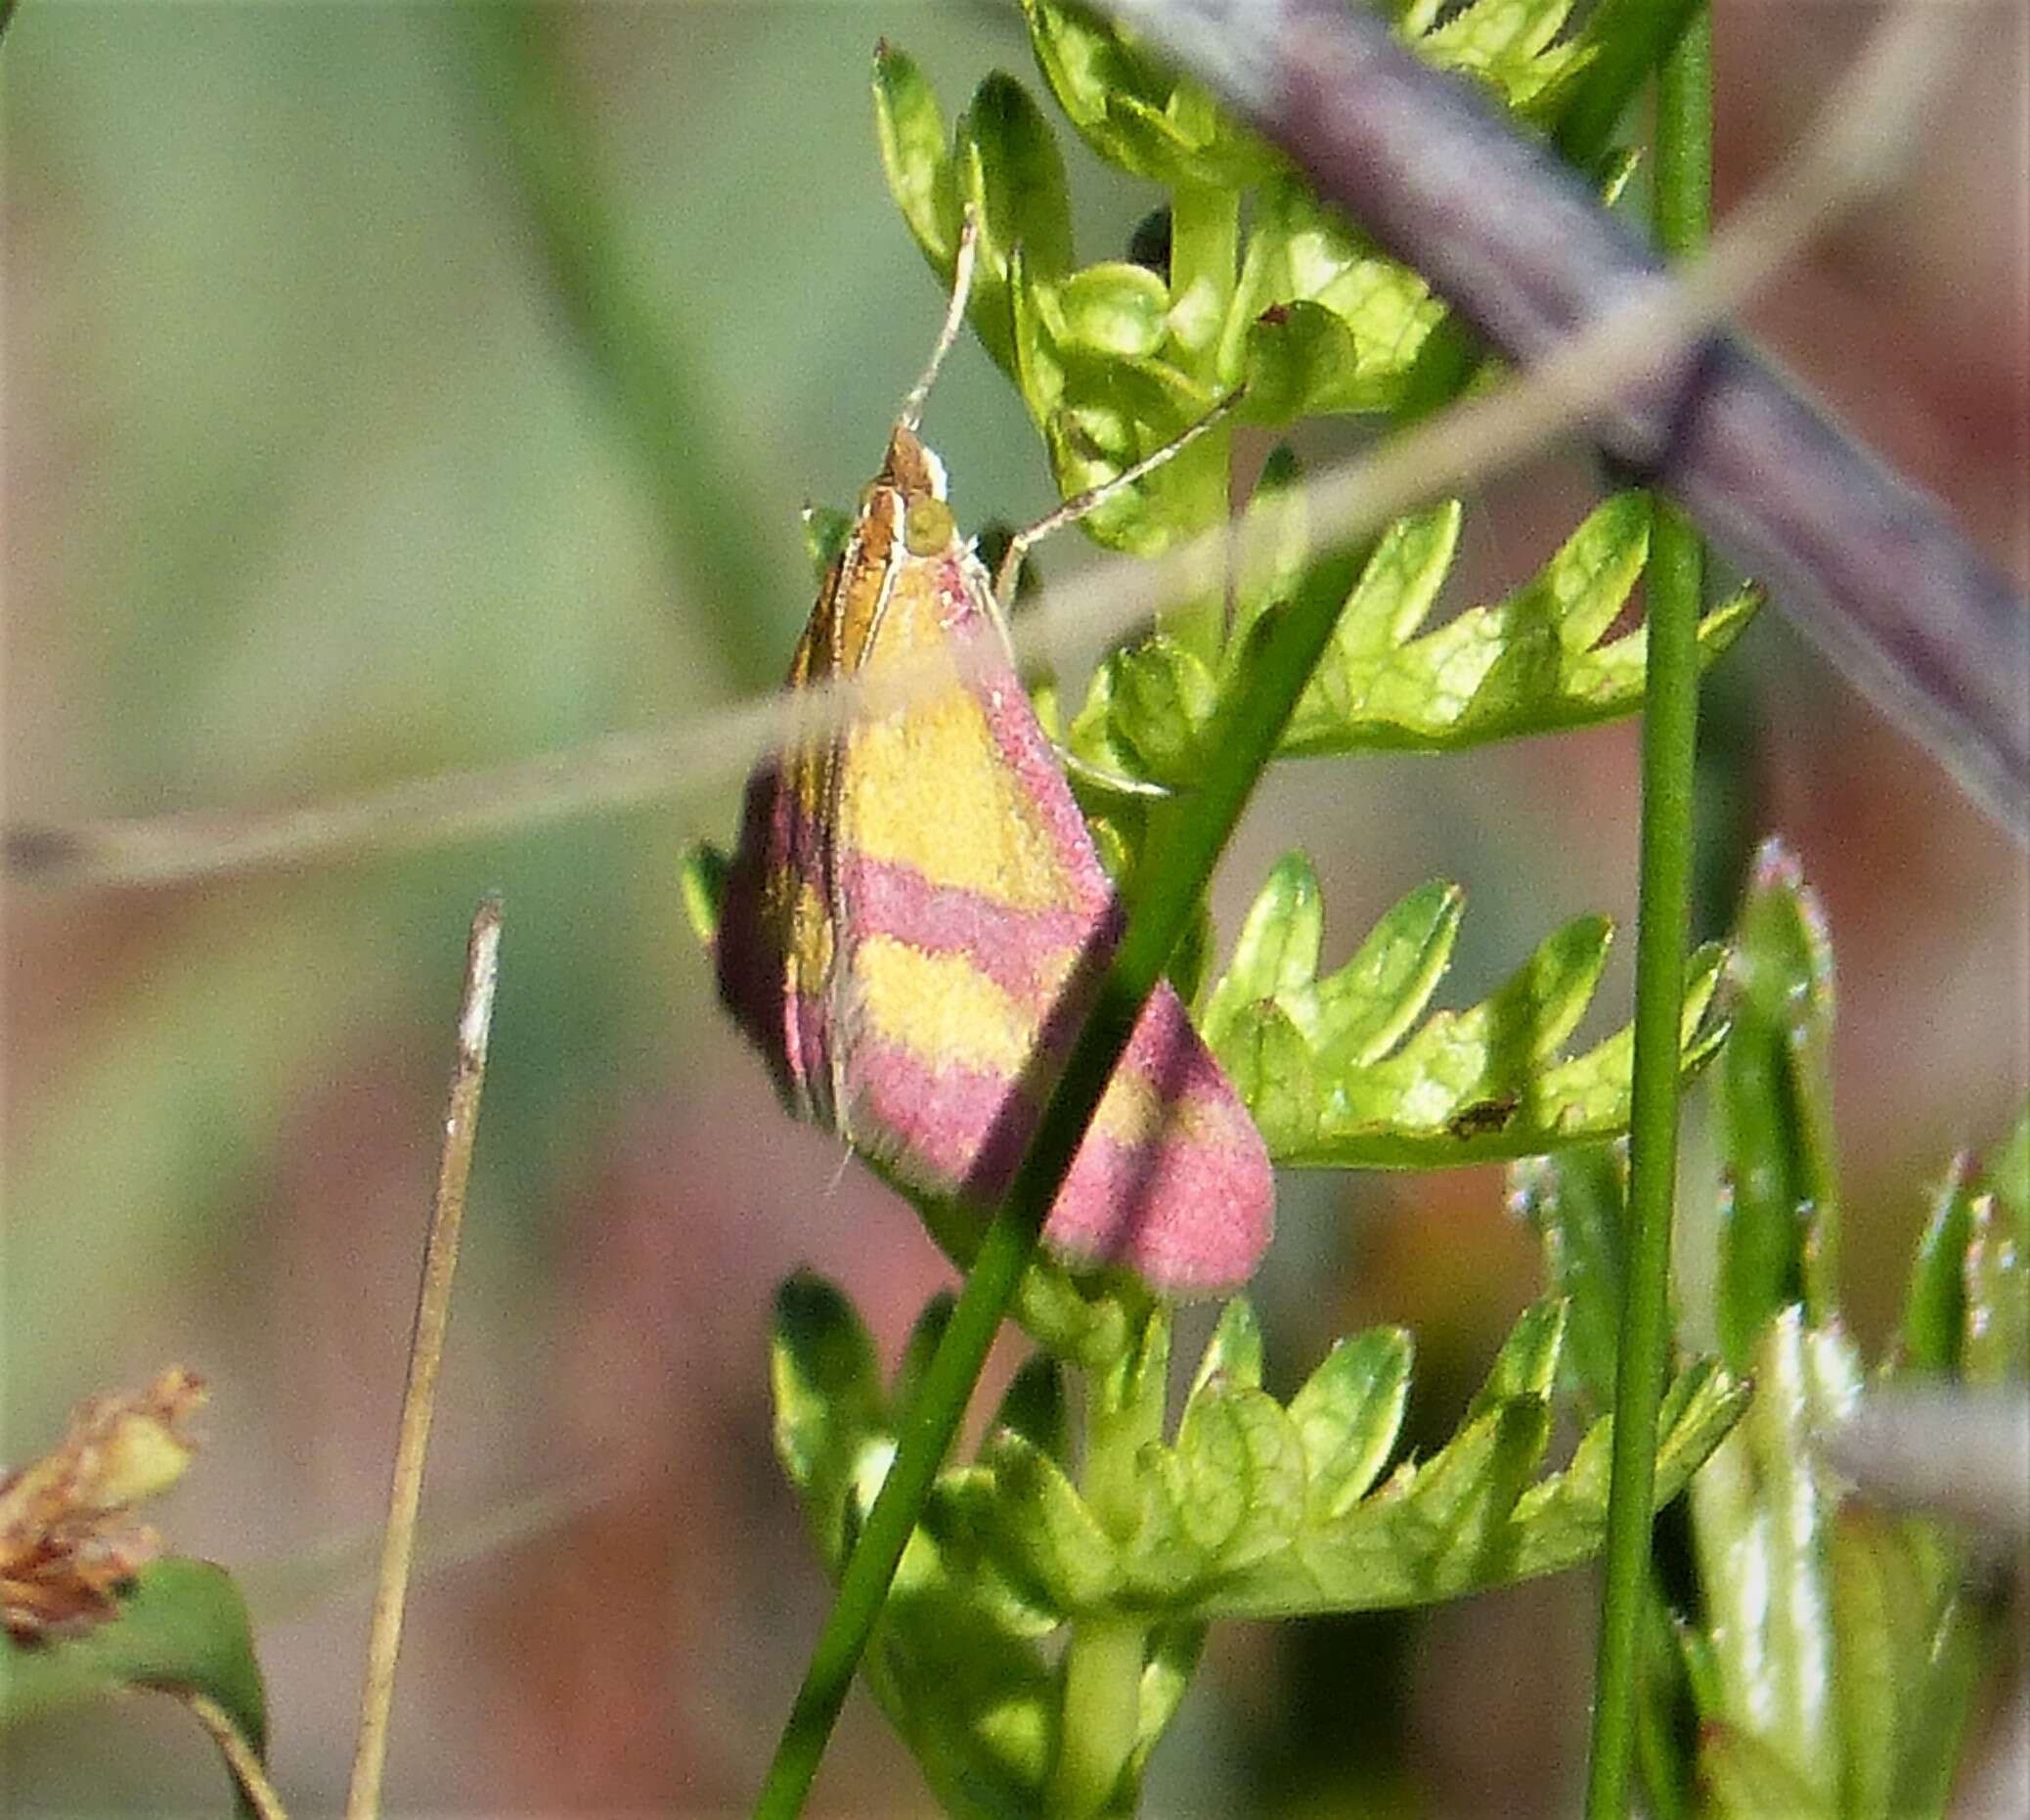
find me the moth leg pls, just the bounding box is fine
[991,387,1248,611]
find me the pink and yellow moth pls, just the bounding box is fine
[715,248,1272,1298]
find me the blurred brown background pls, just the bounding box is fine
[3,3,2024,1814]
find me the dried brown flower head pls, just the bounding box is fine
[0,1366,207,1640]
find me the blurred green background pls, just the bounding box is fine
[4,3,2024,1813]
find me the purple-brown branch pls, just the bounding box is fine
[1096,0,2028,835]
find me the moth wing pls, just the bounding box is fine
[831,543,1273,1297]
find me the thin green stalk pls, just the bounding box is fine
[1048,1311,1169,1815]
[1556,0,1709,172]
[1583,14,1711,1820]
[1161,181,1241,664]
[750,532,1370,1820]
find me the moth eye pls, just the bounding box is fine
[904,497,954,555]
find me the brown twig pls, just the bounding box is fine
[1094,0,2026,835]
[343,898,504,1820]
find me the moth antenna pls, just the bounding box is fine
[993,387,1248,609]
[898,208,982,433]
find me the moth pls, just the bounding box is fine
[715,229,1272,1297]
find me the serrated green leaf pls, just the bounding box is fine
[1019,0,1274,188]
[1717,838,1840,1371]
[1016,1306,1744,1621]
[1198,852,1324,1050]
[1219,175,1444,410]
[1307,879,1467,1072]
[1187,1298,1264,1403]
[980,1430,1123,1612]
[872,43,960,274]
[1288,1326,1414,1521]
[1210,998,1319,1157]
[1467,1298,1567,1416]
[1417,0,1592,113]
[1257,493,1758,755]
[1171,1383,1305,1575]
[1207,866,1724,1167]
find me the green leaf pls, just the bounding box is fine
[961,1302,1741,1623]
[980,1429,1123,1613]
[0,1560,268,1816]
[1073,638,1219,788]
[892,1291,956,1418]
[1287,1326,1414,1521]
[1198,851,1325,1047]
[1186,1298,1264,1403]
[1512,1141,1633,1411]
[1018,0,1274,188]
[1238,298,1365,426]
[1036,350,1216,555]
[872,42,961,274]
[1830,1511,1925,1820]
[1699,1723,1834,1820]
[1230,445,1308,650]
[1059,261,1170,361]
[992,1354,1071,1467]
[677,842,728,949]
[1417,0,1595,114]
[770,1269,888,1559]
[1892,1155,1977,1377]
[1218,175,1444,412]
[1208,861,1727,1167]
[955,73,1074,376]
[1690,1309,1858,1807]
[801,501,854,584]
[1716,838,1840,1371]
[1275,493,1759,754]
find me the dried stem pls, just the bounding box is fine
[343,899,504,1820]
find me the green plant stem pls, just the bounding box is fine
[1162,180,1240,664]
[750,532,1369,1820]
[1583,14,1711,1820]
[1556,0,1709,172]
[1048,1312,1169,1815]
